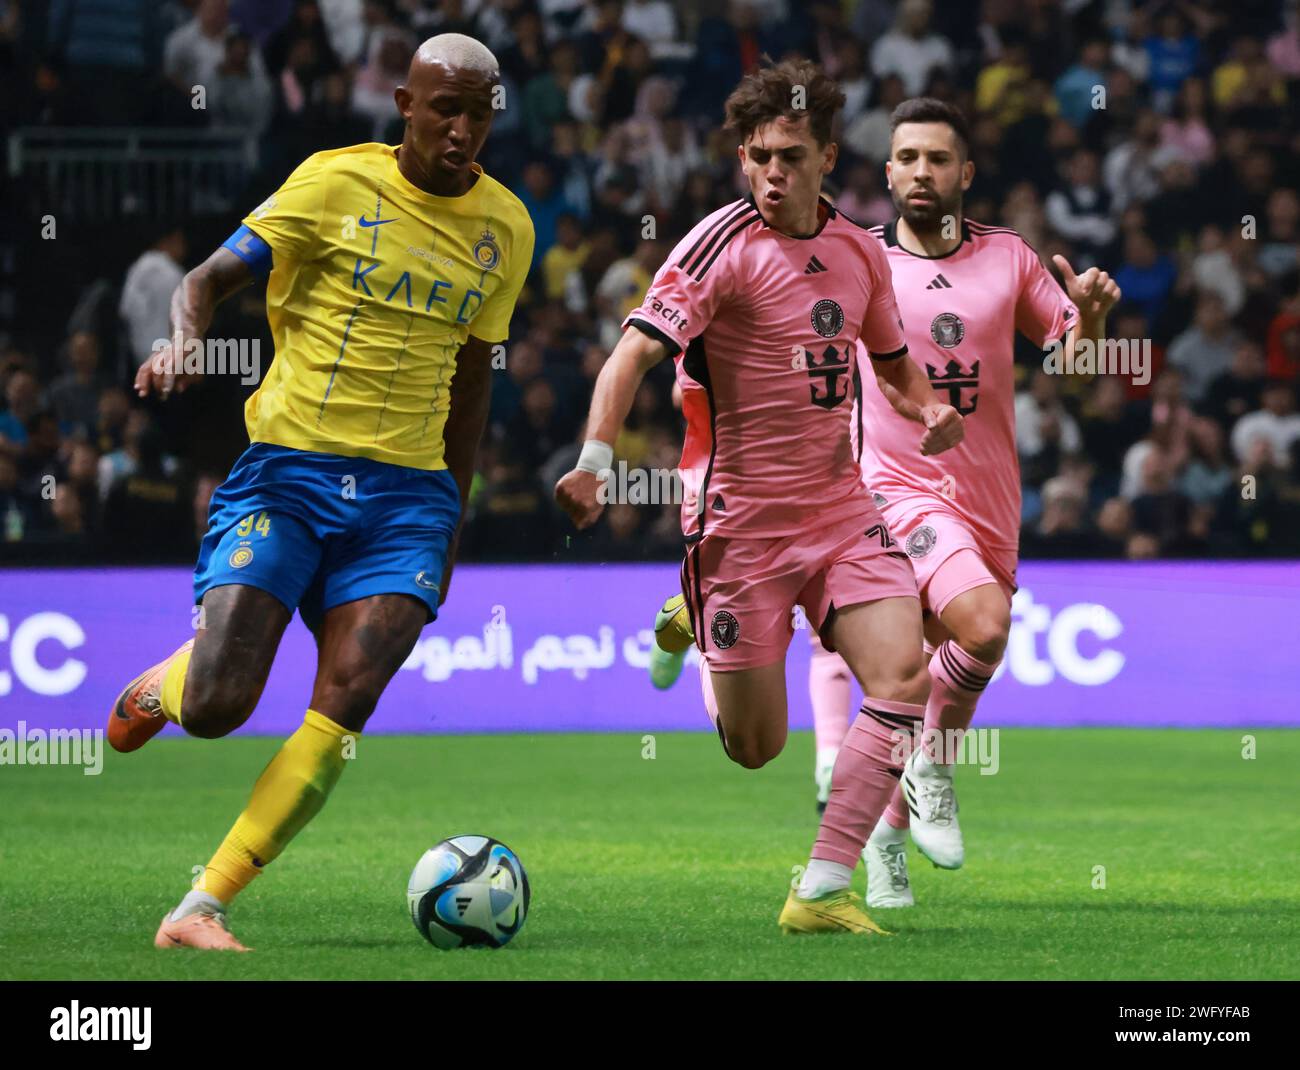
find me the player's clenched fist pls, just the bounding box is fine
[554,468,605,529]
[919,403,963,456]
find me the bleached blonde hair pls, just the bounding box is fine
[414,33,499,77]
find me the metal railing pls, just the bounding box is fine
[7,127,259,219]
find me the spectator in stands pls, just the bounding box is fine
[1231,379,1300,467]
[119,227,188,368]
[543,213,591,302]
[164,0,238,92]
[1130,447,1195,554]
[48,330,105,438]
[463,439,556,560]
[1103,109,1170,214]
[210,31,274,135]
[94,386,132,457]
[1166,291,1244,404]
[350,20,416,139]
[523,39,579,151]
[1143,9,1200,108]
[520,158,578,276]
[1202,339,1267,428]
[842,74,906,165]
[97,409,179,504]
[594,239,660,349]
[1054,38,1109,129]
[1180,415,1235,507]
[1016,369,1083,487]
[264,0,339,86]
[0,368,40,454]
[45,0,164,125]
[1045,149,1115,267]
[1079,375,1146,495]
[1114,229,1178,329]
[870,0,953,97]
[623,0,679,58]
[1160,77,1214,166]
[102,420,191,561]
[1094,496,1134,557]
[1,451,39,543]
[1258,189,1300,280]
[1021,475,1096,557]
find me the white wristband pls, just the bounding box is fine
[576,439,614,474]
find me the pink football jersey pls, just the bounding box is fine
[854,219,1079,553]
[623,197,908,538]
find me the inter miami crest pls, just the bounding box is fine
[930,312,965,349]
[711,610,740,649]
[927,358,980,416]
[810,299,844,339]
[803,343,852,410]
[905,525,938,559]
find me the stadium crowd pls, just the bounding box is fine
[2,0,1300,563]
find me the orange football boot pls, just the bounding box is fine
[107,639,194,753]
[154,909,251,952]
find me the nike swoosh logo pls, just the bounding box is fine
[359,215,398,228]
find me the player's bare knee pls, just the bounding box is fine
[873,659,931,707]
[311,673,383,733]
[180,673,259,738]
[955,610,1010,663]
[729,742,777,769]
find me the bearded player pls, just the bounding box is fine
[809,98,1120,907]
[556,59,965,935]
[106,35,533,950]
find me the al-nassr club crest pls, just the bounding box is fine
[473,227,500,270]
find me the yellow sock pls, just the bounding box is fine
[158,646,192,725]
[196,709,354,906]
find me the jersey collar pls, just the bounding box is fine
[389,145,485,203]
[746,193,837,239]
[883,216,970,259]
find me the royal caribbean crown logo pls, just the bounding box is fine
[473,226,500,271]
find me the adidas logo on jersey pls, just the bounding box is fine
[804,255,828,274]
[926,273,953,289]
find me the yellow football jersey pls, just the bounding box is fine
[239,142,534,470]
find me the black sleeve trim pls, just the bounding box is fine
[868,344,909,361]
[627,317,682,358]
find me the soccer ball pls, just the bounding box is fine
[407,835,530,949]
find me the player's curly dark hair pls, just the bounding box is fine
[723,56,846,147]
[889,97,972,158]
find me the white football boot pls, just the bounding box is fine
[864,818,914,907]
[900,749,964,869]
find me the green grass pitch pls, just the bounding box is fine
[1,729,1296,980]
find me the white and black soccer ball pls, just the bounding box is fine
[407,835,530,949]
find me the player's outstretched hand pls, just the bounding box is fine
[133,336,204,399]
[1052,254,1121,322]
[919,403,964,456]
[554,469,604,530]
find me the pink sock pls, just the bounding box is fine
[883,784,910,830]
[881,640,937,830]
[812,697,924,867]
[809,643,852,754]
[699,658,728,755]
[922,640,998,763]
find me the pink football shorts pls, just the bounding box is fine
[680,507,919,671]
[874,492,1017,616]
